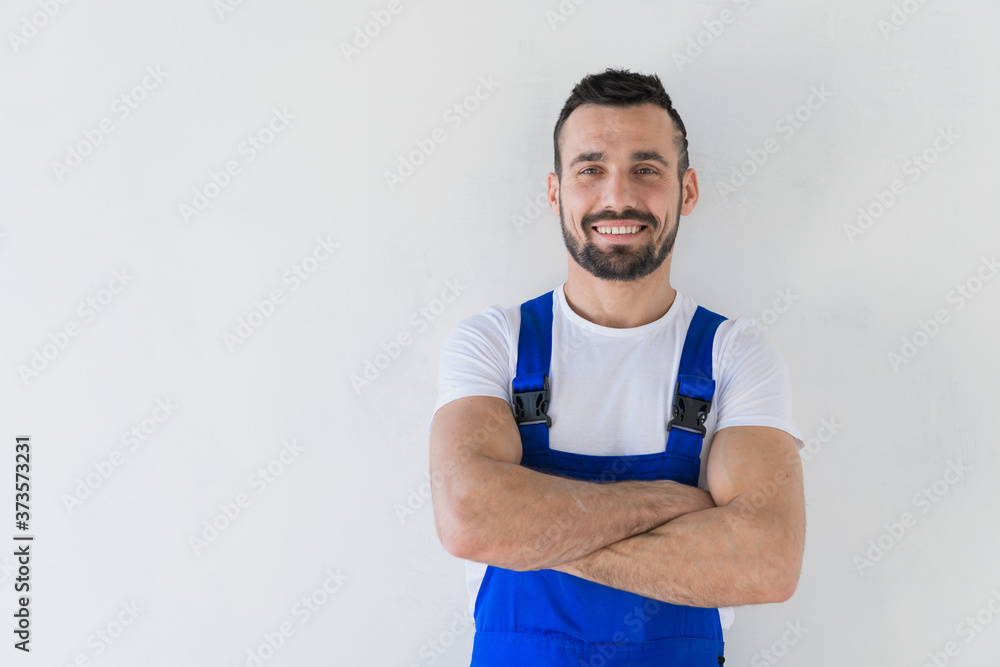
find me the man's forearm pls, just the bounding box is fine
[551,495,803,608]
[445,457,714,572]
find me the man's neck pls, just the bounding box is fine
[562,256,676,329]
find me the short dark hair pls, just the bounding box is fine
[553,68,689,182]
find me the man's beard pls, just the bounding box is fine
[559,190,680,282]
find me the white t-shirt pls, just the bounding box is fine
[432,282,804,632]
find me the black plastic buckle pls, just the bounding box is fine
[667,381,712,436]
[513,375,551,427]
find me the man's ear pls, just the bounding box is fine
[547,173,560,216]
[680,168,699,215]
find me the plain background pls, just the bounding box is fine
[2,0,999,665]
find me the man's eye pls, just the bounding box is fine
[580,167,657,175]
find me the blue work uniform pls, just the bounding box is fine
[470,290,727,666]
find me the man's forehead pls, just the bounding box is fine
[561,103,676,157]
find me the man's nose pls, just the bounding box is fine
[600,169,639,214]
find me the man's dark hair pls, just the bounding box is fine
[553,68,689,182]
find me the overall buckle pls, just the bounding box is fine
[513,375,551,427]
[667,379,712,436]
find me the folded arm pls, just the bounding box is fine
[550,425,805,607]
[429,396,716,571]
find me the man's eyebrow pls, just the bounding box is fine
[631,150,670,168]
[568,150,671,169]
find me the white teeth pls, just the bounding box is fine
[596,226,640,235]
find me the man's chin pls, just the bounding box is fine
[579,260,656,283]
[574,243,673,282]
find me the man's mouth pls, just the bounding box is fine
[592,224,647,236]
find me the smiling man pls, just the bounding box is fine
[429,68,806,666]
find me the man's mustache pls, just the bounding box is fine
[582,210,659,228]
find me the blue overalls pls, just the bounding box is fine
[470,290,727,666]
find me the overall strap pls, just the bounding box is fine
[666,305,727,460]
[511,292,554,452]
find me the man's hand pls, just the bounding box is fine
[549,425,805,608]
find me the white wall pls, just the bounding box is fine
[2,0,998,664]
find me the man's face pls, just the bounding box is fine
[551,102,694,283]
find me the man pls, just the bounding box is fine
[429,68,805,666]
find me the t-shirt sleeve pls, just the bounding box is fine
[713,317,805,451]
[432,307,515,420]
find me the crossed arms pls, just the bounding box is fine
[429,395,805,608]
